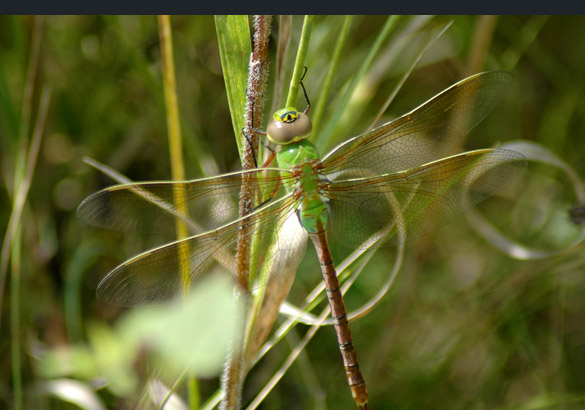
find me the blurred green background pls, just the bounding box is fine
[1,15,585,410]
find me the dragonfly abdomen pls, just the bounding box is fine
[310,228,369,409]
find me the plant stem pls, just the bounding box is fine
[285,15,313,108]
[312,15,353,135]
[0,15,44,323]
[158,14,190,292]
[317,15,399,151]
[221,15,273,410]
[158,15,199,409]
[9,85,51,410]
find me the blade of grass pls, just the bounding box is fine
[216,14,257,289]
[8,85,51,410]
[245,301,330,410]
[158,15,190,295]
[468,140,585,260]
[215,15,251,158]
[158,15,186,182]
[466,16,499,75]
[368,20,453,129]
[158,15,198,409]
[7,19,45,407]
[0,15,44,317]
[64,239,104,343]
[10,226,22,410]
[317,15,399,152]
[311,15,353,136]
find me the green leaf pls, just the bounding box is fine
[120,274,244,377]
[215,15,252,157]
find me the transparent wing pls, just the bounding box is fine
[324,149,526,248]
[77,167,305,306]
[94,192,301,306]
[77,167,293,237]
[321,71,514,177]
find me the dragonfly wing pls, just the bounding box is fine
[324,149,526,248]
[321,71,514,177]
[96,192,299,306]
[77,167,291,238]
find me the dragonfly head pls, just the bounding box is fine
[267,106,313,145]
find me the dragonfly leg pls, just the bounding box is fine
[260,149,276,168]
[252,170,283,213]
[241,126,260,168]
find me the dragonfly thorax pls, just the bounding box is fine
[275,140,330,235]
[267,106,313,144]
[276,138,321,169]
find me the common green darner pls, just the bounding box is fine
[77,70,526,409]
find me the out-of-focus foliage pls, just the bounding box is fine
[1,15,585,410]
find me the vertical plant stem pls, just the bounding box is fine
[187,377,200,410]
[158,15,186,182]
[5,18,45,408]
[285,15,313,108]
[158,15,198,409]
[317,15,399,151]
[158,15,190,293]
[0,15,43,321]
[238,14,271,289]
[271,15,292,113]
[241,17,316,408]
[221,15,272,410]
[369,20,453,129]
[8,85,51,410]
[10,226,22,410]
[241,15,272,173]
[311,15,353,135]
[466,15,499,75]
[238,13,271,316]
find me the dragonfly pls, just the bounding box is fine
[78,71,526,410]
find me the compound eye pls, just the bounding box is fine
[267,107,313,144]
[279,109,298,123]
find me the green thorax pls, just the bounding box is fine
[276,138,321,169]
[276,139,329,235]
